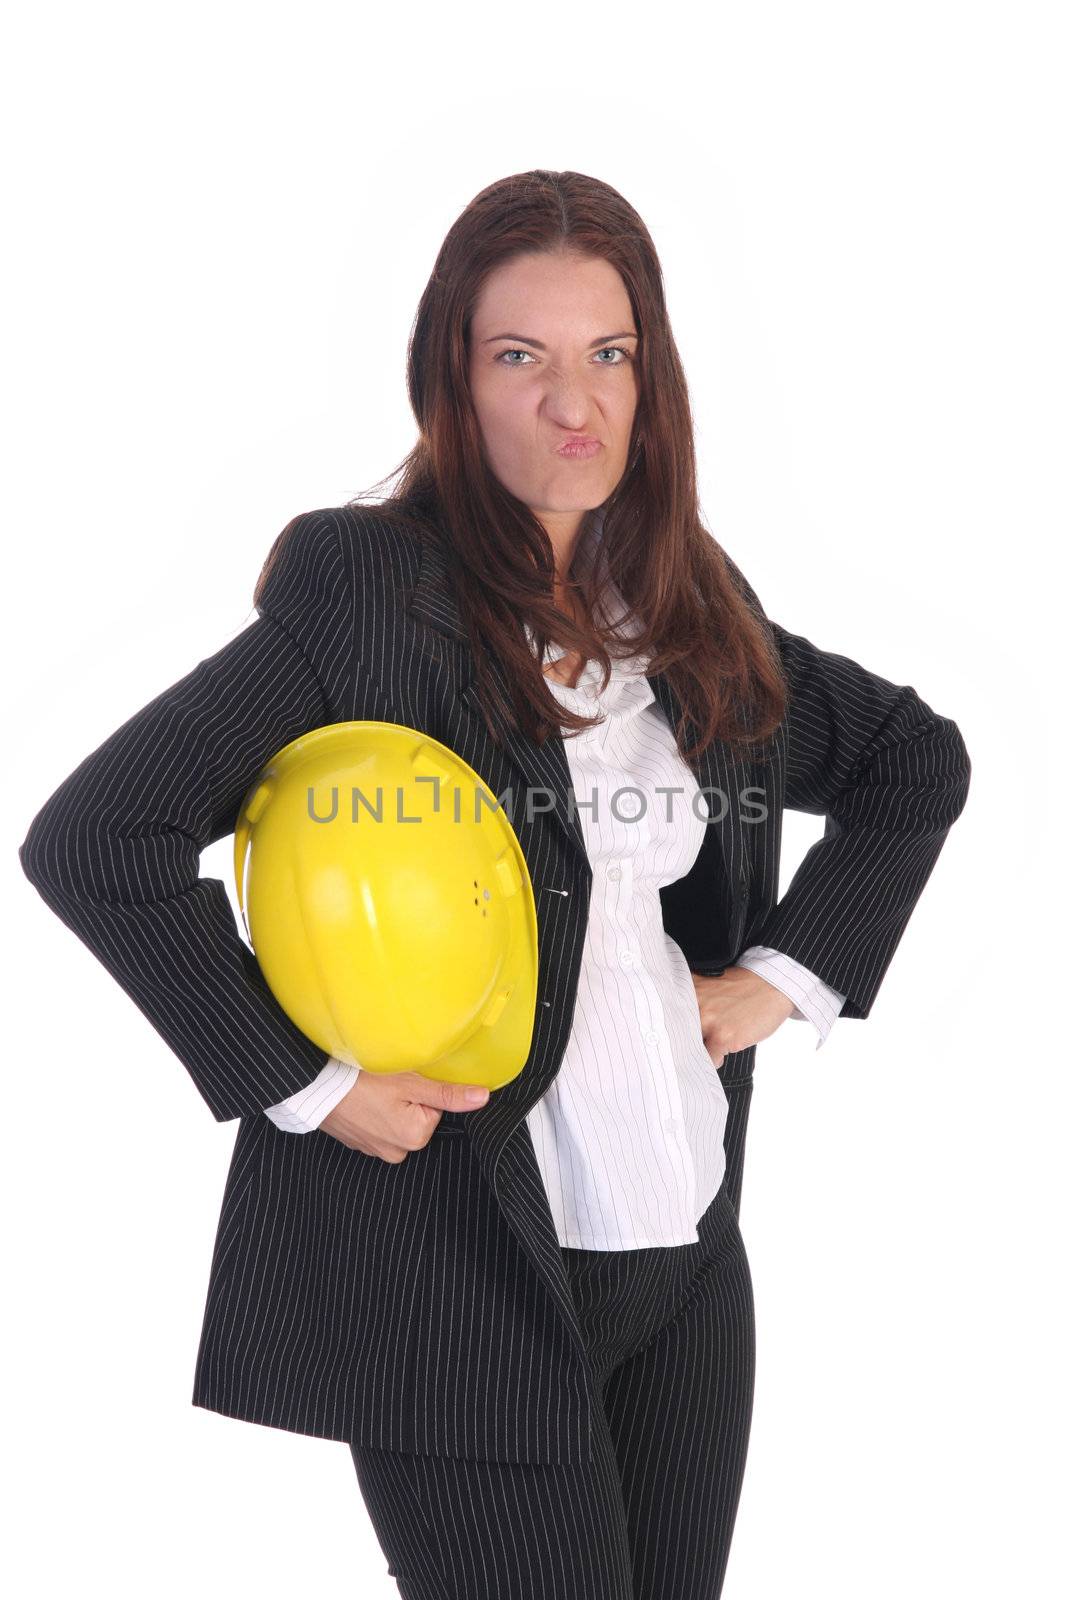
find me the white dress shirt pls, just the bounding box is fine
[514,605,844,1246]
[262,545,846,1247]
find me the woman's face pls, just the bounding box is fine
[468,249,640,544]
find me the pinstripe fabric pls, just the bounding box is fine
[351,1178,755,1600]
[16,502,971,1465]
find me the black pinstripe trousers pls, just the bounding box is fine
[349,1176,756,1599]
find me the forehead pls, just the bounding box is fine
[471,250,634,332]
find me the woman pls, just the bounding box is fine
[17,170,971,1599]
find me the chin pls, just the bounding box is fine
[539,480,613,511]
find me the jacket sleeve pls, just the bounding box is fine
[724,553,972,1019]
[17,508,353,1122]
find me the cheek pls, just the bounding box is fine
[604,375,639,424]
[477,389,536,457]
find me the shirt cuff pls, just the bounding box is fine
[734,946,847,1050]
[263,1056,361,1133]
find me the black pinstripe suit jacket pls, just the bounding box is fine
[17,505,971,1465]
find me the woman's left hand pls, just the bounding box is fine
[691,968,796,1069]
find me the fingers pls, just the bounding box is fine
[402,1073,491,1113]
[319,1071,492,1164]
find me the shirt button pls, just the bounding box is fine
[644,1028,660,1046]
[606,865,621,882]
[619,950,636,968]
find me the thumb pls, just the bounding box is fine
[403,1073,491,1112]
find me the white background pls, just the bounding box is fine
[4,2,1063,1595]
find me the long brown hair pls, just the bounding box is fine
[257,169,787,771]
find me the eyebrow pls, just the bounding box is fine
[481,331,639,350]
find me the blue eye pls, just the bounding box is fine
[495,347,632,366]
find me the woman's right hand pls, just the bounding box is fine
[319,1070,490,1161]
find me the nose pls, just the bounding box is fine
[542,373,597,430]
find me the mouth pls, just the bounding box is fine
[557,437,603,461]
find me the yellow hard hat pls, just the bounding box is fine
[233,720,538,1091]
